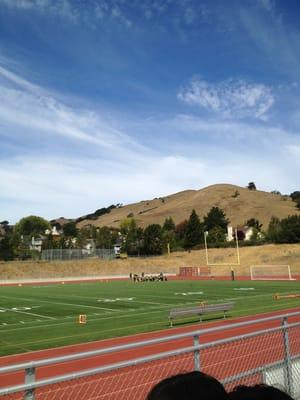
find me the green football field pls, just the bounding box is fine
[1,279,300,357]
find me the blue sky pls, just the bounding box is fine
[0,0,300,223]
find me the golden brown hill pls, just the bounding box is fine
[77,184,299,230]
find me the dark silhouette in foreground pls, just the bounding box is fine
[228,384,294,400]
[146,371,227,400]
[146,372,295,400]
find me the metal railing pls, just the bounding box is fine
[1,311,300,399]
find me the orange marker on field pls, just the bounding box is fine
[78,314,87,324]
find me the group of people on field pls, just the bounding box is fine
[129,272,167,282]
[146,371,294,400]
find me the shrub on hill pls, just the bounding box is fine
[276,215,300,243]
[290,191,300,209]
[247,182,257,190]
[76,204,118,223]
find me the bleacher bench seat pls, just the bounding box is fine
[168,302,234,327]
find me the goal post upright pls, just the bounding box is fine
[288,264,292,280]
[204,228,241,266]
[235,228,240,266]
[203,228,240,280]
[250,266,254,281]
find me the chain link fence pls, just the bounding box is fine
[41,249,115,261]
[1,313,300,400]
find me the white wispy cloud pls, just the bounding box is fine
[0,0,79,21]
[257,0,274,12]
[0,154,207,222]
[0,0,134,27]
[286,145,300,161]
[2,124,298,223]
[238,3,300,82]
[0,0,209,30]
[0,65,145,154]
[178,78,275,119]
[0,65,42,93]
[0,64,212,221]
[0,66,298,223]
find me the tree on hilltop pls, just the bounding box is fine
[290,191,300,209]
[247,182,257,190]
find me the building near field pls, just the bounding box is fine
[227,225,263,241]
[29,236,43,252]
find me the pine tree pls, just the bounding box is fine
[267,216,281,242]
[184,210,203,249]
[143,224,163,255]
[163,217,175,232]
[203,207,228,232]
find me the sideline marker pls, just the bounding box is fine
[273,293,300,300]
[78,314,87,324]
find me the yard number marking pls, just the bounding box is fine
[0,306,39,313]
[97,297,136,303]
[174,292,204,296]
[0,306,56,320]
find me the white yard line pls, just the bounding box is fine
[0,304,173,333]
[0,337,31,353]
[0,295,117,312]
[0,290,296,335]
[10,309,56,320]
[128,299,173,306]
[0,298,297,351]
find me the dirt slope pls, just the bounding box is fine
[2,244,299,280]
[77,184,299,229]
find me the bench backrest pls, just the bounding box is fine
[169,302,234,317]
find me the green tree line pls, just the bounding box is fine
[1,207,300,261]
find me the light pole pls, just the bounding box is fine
[204,231,209,265]
[231,229,240,281]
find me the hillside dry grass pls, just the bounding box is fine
[1,243,300,280]
[77,184,300,230]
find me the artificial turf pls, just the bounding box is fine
[0,279,300,356]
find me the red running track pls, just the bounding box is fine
[1,307,300,395]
